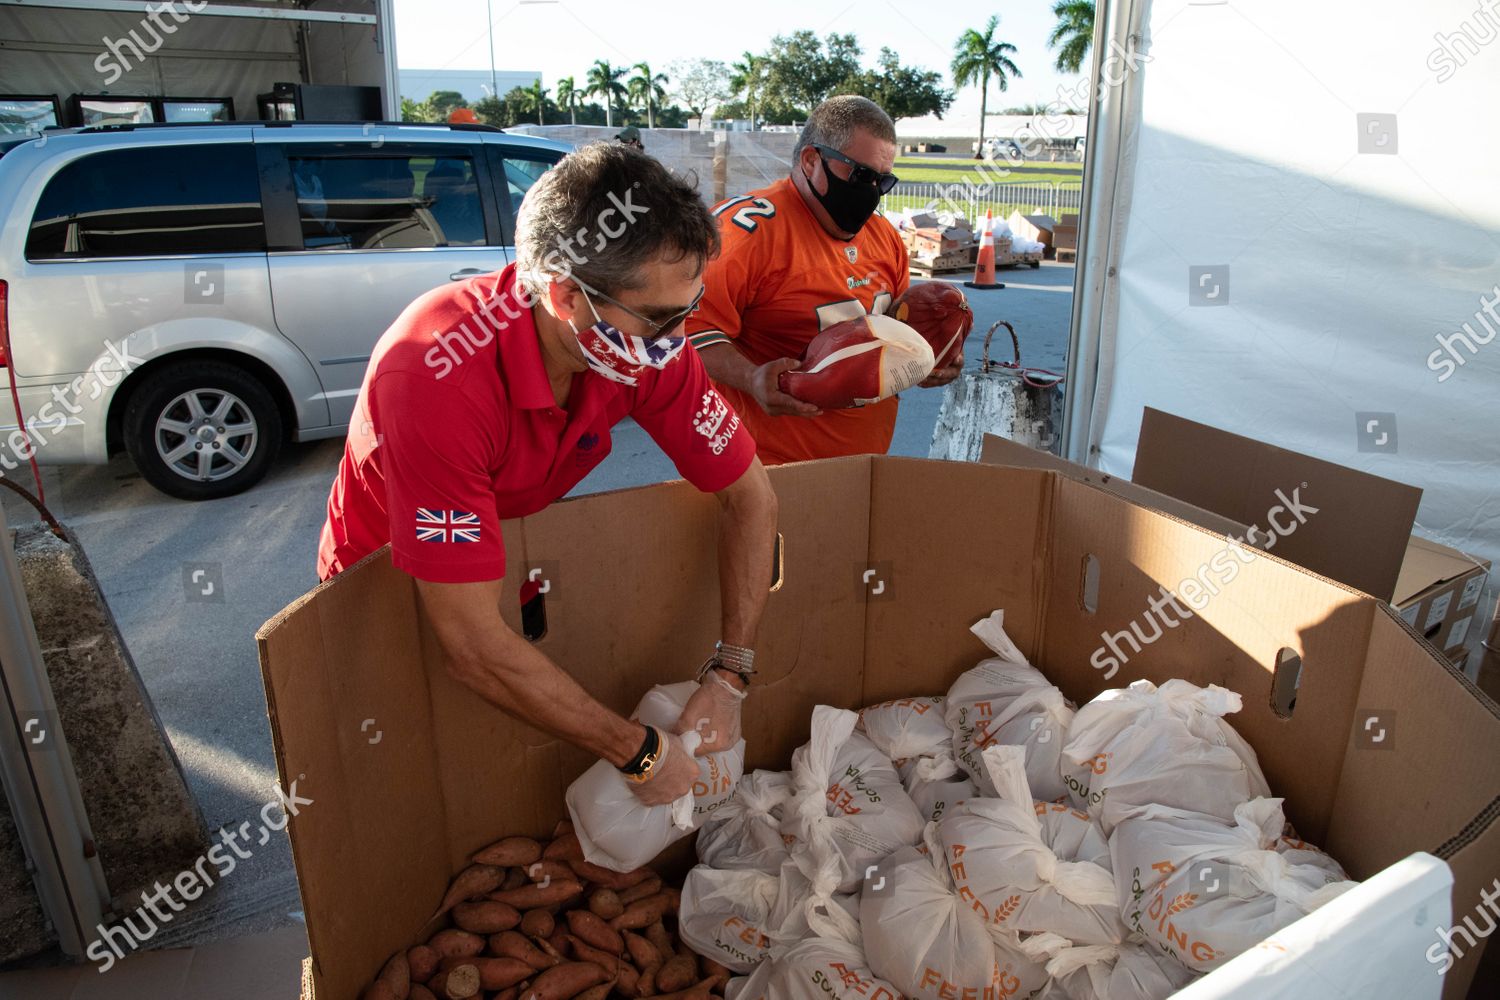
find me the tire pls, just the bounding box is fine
[122,360,283,501]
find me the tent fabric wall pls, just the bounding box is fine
[1075,0,1500,638]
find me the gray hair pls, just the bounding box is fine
[793,95,897,160]
[514,142,719,297]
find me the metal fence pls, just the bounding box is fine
[881,181,1084,221]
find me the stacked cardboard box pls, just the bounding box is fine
[1053,212,1079,252]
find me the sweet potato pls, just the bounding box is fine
[609,893,675,931]
[435,864,507,916]
[564,933,624,975]
[489,930,560,971]
[576,985,613,1000]
[453,900,522,934]
[375,950,411,998]
[519,961,608,1000]
[502,866,530,891]
[618,877,663,905]
[520,908,555,938]
[637,962,661,998]
[409,986,437,1000]
[472,836,542,868]
[493,989,519,1000]
[566,910,624,954]
[587,888,625,921]
[541,832,583,862]
[567,858,652,890]
[489,879,584,909]
[524,860,576,886]
[623,931,660,970]
[643,923,674,960]
[615,959,642,997]
[700,958,731,994]
[646,980,714,1000]
[427,929,485,960]
[361,984,400,1000]
[432,963,480,1000]
[655,955,697,994]
[440,956,533,991]
[408,945,440,984]
[547,924,571,958]
[532,934,564,962]
[552,818,574,838]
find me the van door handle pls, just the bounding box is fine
[449,268,488,281]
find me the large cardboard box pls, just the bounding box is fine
[259,457,1500,1000]
[1052,212,1079,251]
[1395,537,1491,655]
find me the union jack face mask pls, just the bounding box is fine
[568,285,687,387]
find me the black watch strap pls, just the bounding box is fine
[617,724,660,777]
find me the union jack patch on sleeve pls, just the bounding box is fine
[415,508,482,543]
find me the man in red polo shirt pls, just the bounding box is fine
[318,143,778,805]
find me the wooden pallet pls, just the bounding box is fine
[909,261,973,276]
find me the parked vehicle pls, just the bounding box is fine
[0,121,567,499]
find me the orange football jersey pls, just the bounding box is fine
[687,177,911,466]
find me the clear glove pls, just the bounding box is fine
[673,669,747,756]
[627,728,699,806]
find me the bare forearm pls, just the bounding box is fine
[716,461,778,651]
[697,341,758,394]
[442,622,644,767]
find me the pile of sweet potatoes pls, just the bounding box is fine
[361,822,731,1000]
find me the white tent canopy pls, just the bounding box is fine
[1066,0,1500,644]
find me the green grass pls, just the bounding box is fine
[892,159,1084,187]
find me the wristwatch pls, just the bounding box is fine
[618,724,664,783]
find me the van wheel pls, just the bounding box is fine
[123,361,283,500]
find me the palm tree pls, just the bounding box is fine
[556,75,579,125]
[586,60,628,128]
[521,79,548,126]
[1049,1,1095,74]
[628,62,670,130]
[952,15,1023,158]
[729,51,763,127]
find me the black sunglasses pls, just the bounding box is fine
[574,278,705,337]
[811,143,900,194]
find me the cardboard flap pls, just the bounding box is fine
[1328,611,1500,877]
[1131,409,1422,600]
[980,433,1256,542]
[1395,536,1489,606]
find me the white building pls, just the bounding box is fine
[399,67,540,105]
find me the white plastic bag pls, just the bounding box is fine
[1061,679,1271,833]
[781,706,925,892]
[728,937,904,1000]
[947,611,1075,802]
[937,746,1126,945]
[1031,937,1198,1000]
[566,682,745,871]
[1110,798,1355,972]
[678,865,782,972]
[900,756,976,824]
[859,836,1048,1000]
[697,769,795,873]
[857,696,951,764]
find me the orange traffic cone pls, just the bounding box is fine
[964,211,1005,290]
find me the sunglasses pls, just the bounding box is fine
[574,278,705,336]
[811,143,900,194]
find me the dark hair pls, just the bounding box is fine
[793,95,897,160]
[515,142,719,296]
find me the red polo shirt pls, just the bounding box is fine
[317,264,755,584]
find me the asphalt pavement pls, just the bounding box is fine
[0,260,1075,951]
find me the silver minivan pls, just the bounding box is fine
[0,121,568,499]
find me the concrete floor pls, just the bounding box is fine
[0,262,1075,955]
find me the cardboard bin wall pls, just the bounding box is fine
[258,457,1500,1000]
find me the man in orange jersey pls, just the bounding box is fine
[686,96,963,465]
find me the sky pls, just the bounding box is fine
[391,0,1090,128]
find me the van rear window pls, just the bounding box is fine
[27,143,265,259]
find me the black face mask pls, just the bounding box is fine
[805,159,883,238]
